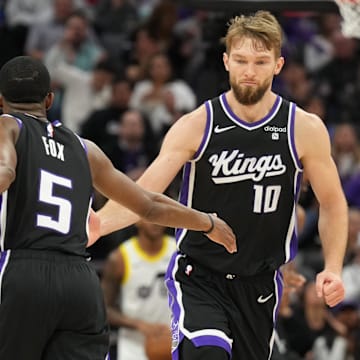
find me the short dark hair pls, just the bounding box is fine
[0,56,51,103]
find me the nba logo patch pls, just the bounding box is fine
[272,133,279,140]
[47,123,54,137]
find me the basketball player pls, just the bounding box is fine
[97,11,348,360]
[0,56,235,360]
[102,220,174,360]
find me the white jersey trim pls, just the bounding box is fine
[0,191,8,251]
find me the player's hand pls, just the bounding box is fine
[205,214,237,253]
[87,209,101,247]
[137,321,169,337]
[316,270,345,307]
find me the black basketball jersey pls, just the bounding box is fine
[176,94,304,276]
[0,113,93,256]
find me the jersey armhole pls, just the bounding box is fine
[1,114,23,146]
[287,102,303,171]
[193,100,213,162]
[74,134,88,153]
[1,114,23,130]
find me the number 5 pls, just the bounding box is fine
[37,170,72,234]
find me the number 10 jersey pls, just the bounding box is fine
[176,94,304,276]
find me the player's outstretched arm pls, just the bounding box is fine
[97,106,207,236]
[86,139,237,253]
[296,109,348,307]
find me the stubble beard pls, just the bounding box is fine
[230,77,272,106]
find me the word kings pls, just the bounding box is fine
[208,150,286,184]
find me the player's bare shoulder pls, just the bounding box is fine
[0,114,21,141]
[163,104,207,155]
[175,104,207,131]
[294,106,330,159]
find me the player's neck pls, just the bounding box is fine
[226,90,278,123]
[137,235,164,256]
[5,103,47,121]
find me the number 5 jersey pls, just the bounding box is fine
[0,113,92,256]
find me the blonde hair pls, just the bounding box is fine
[222,11,283,58]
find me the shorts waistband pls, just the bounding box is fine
[185,256,276,282]
[4,249,88,262]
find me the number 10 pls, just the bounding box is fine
[253,185,281,214]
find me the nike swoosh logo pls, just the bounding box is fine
[214,125,236,134]
[257,293,274,304]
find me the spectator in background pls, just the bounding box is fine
[173,10,208,85]
[316,30,360,123]
[330,301,360,358]
[130,52,196,137]
[93,0,138,58]
[124,24,161,83]
[342,209,360,303]
[144,0,198,79]
[45,9,105,121]
[94,0,138,36]
[279,60,314,107]
[48,58,115,133]
[104,109,157,180]
[101,220,175,360]
[4,0,53,58]
[45,10,104,72]
[145,0,178,52]
[343,172,360,209]
[132,0,160,20]
[25,0,82,61]
[303,96,327,121]
[331,123,360,185]
[303,13,341,73]
[334,125,360,209]
[279,281,345,358]
[81,76,133,149]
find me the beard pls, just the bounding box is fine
[230,76,272,105]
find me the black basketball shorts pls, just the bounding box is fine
[0,249,109,360]
[165,252,283,360]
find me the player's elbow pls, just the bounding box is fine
[320,191,348,219]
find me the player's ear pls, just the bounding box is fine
[223,52,229,72]
[274,56,285,75]
[45,92,54,110]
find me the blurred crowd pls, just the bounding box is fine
[1,0,360,359]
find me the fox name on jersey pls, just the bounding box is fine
[41,136,65,161]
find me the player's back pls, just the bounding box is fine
[0,113,92,256]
